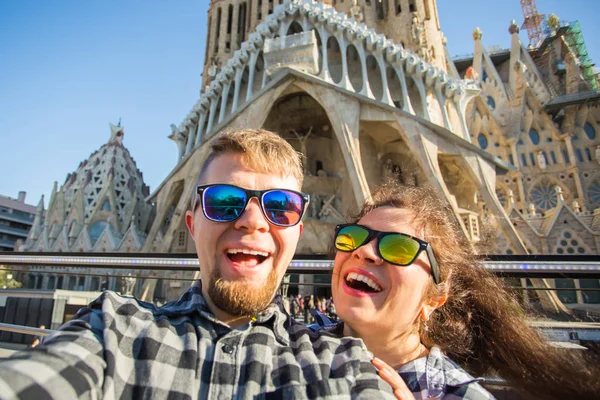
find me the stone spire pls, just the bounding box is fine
[109,121,124,145]
[23,122,155,252]
[28,195,45,241]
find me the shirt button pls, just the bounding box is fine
[222,344,234,354]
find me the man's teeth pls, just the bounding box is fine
[346,272,382,292]
[227,248,269,257]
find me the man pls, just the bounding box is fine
[0,129,394,399]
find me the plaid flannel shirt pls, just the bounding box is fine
[398,346,495,400]
[312,314,495,400]
[0,281,394,399]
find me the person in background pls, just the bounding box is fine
[328,181,600,400]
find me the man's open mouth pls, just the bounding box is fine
[226,248,269,267]
[345,272,383,293]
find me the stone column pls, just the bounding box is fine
[508,139,526,207]
[322,92,370,206]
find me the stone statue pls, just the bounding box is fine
[121,273,136,296]
[411,13,424,46]
[309,194,323,219]
[349,0,364,23]
[288,127,313,175]
[208,57,220,78]
[382,159,402,182]
[319,195,345,224]
[537,151,547,169]
[595,146,600,164]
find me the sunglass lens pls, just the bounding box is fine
[335,225,369,252]
[262,190,304,226]
[203,185,247,221]
[379,234,420,265]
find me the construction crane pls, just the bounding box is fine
[520,0,545,48]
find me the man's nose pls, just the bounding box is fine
[234,197,269,232]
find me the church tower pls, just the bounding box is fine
[331,0,447,71]
[202,1,447,86]
[203,0,253,88]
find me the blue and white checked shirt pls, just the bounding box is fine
[312,313,495,400]
[0,282,395,399]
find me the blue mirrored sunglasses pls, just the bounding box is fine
[193,184,310,227]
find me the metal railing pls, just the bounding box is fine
[1,252,599,275]
[0,323,54,337]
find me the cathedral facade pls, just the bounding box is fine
[18,0,600,308]
[141,0,600,307]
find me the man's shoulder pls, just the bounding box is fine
[86,290,158,315]
[285,318,372,358]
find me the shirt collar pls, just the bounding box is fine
[156,281,291,345]
[426,346,481,397]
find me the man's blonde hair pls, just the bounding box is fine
[193,129,304,205]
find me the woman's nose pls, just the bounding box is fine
[353,239,383,265]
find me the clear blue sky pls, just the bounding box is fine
[1,0,598,207]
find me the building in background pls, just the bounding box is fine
[140,0,599,313]
[17,122,155,293]
[9,0,599,312]
[0,192,39,251]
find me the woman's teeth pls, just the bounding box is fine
[345,272,382,293]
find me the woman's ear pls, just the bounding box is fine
[420,294,448,321]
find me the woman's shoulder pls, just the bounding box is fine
[398,346,496,400]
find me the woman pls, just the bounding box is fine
[327,181,598,400]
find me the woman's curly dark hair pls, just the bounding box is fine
[349,180,599,400]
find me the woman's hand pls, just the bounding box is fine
[372,357,415,400]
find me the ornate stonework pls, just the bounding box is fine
[22,123,154,253]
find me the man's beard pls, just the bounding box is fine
[207,262,281,317]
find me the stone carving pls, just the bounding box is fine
[349,0,364,23]
[208,57,220,78]
[121,273,136,296]
[528,203,537,217]
[508,20,520,35]
[571,200,581,213]
[287,127,313,174]
[537,151,547,169]
[319,195,344,224]
[307,193,344,224]
[382,159,402,182]
[309,193,324,219]
[555,185,564,202]
[263,30,319,75]
[410,13,431,62]
[595,146,600,164]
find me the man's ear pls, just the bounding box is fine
[420,294,448,322]
[185,210,195,236]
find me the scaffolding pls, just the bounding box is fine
[564,21,598,91]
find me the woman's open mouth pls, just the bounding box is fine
[344,271,383,294]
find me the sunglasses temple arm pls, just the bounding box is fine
[426,245,441,285]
